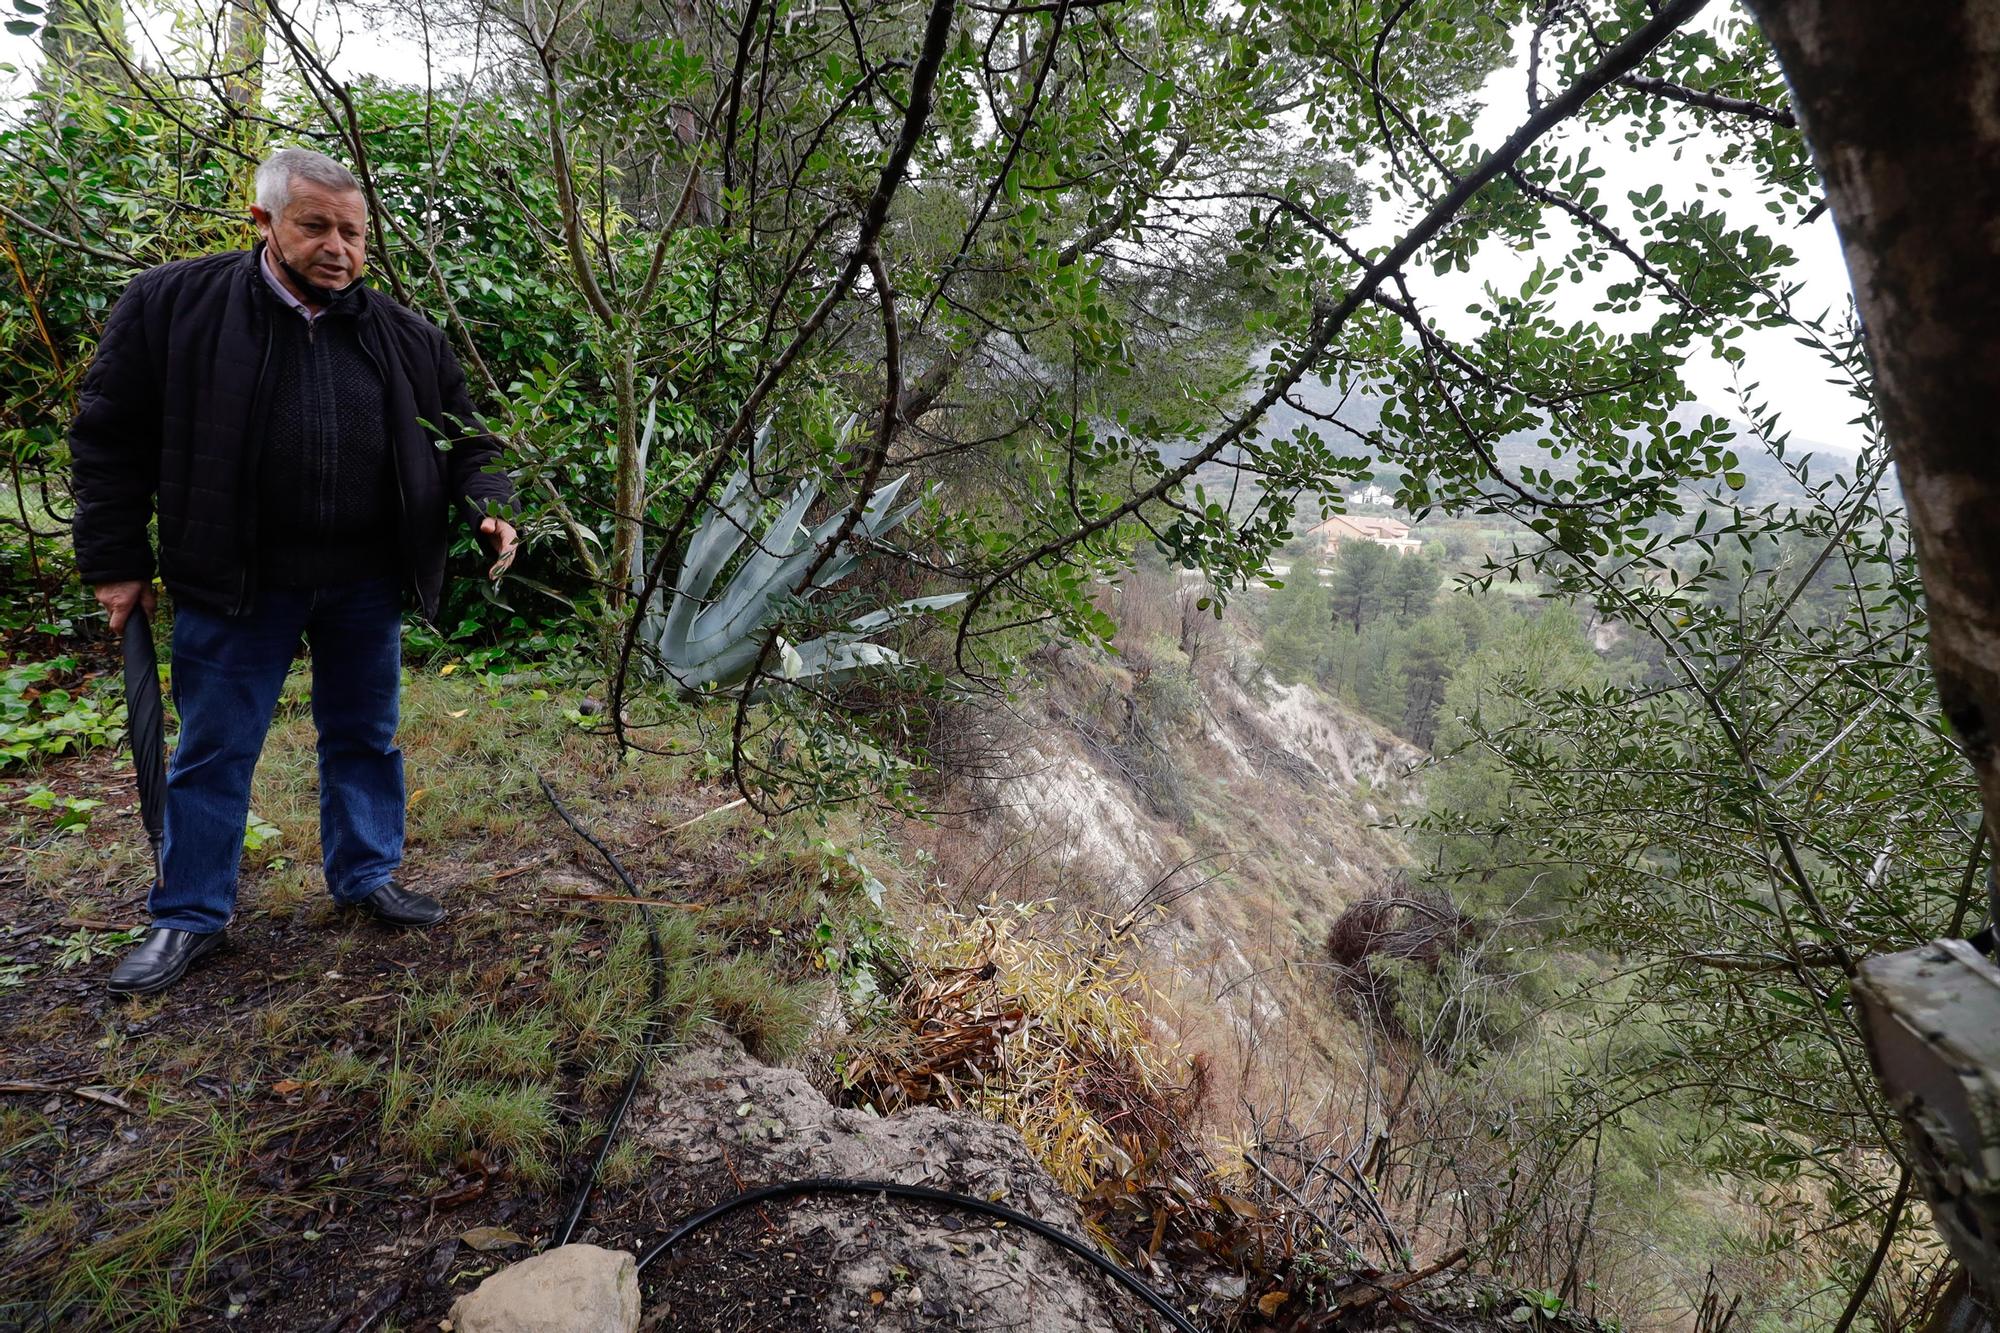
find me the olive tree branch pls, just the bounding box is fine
[950,0,1714,671]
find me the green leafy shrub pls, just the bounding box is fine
[0,657,124,767]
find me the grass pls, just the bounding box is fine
[598,1137,648,1188]
[405,1082,559,1170]
[375,919,685,1184]
[352,859,831,1191]
[47,1111,287,1331]
[0,662,855,1329]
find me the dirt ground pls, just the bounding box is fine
[0,696,869,1332]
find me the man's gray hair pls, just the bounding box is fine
[254,148,363,216]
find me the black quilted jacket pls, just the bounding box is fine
[70,246,515,620]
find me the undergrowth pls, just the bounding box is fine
[1,667,839,1330]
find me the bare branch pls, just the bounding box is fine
[1614,72,1797,129]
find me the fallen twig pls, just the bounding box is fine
[553,889,705,910]
[475,854,557,885]
[62,915,143,931]
[1333,1245,1470,1313]
[0,1080,139,1113]
[664,797,747,832]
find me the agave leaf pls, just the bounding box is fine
[664,632,765,695]
[688,479,822,649]
[666,593,961,697]
[632,391,665,648]
[687,470,917,653]
[638,389,659,456]
[673,423,771,601]
[760,472,918,600]
[675,468,756,601]
[764,594,966,686]
[860,479,939,546]
[786,638,905,677]
[645,439,949,698]
[740,640,907,702]
[857,471,912,525]
[869,497,924,542]
[814,552,861,588]
[629,392,659,590]
[838,592,969,637]
[661,468,757,652]
[733,478,822,593]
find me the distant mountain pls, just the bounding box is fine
[1168,372,1860,515]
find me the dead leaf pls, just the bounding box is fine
[460,1225,525,1252]
[271,1079,305,1095]
[1258,1290,1290,1316]
[447,709,469,719]
[433,1177,488,1210]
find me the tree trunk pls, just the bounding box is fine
[222,0,266,114]
[610,347,641,609]
[1744,0,2000,849]
[1745,0,2000,1318]
[1920,1271,1993,1333]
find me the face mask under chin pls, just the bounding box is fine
[268,238,358,306]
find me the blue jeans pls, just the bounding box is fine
[151,577,404,933]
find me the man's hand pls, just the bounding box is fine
[95,580,157,635]
[479,516,519,580]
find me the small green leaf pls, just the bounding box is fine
[243,812,283,852]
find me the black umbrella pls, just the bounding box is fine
[121,606,166,869]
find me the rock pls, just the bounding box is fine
[642,1045,1126,1333]
[448,1243,640,1333]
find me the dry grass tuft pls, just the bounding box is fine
[838,902,1193,1193]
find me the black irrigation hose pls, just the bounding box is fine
[539,773,671,1249]
[536,778,1207,1333]
[634,1176,1204,1333]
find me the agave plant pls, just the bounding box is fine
[632,414,963,699]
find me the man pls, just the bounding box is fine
[71,147,519,996]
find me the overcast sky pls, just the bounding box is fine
[2,2,1865,451]
[1352,20,1865,454]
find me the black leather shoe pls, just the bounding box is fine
[351,881,446,928]
[107,927,227,996]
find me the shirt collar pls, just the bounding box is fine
[259,245,321,321]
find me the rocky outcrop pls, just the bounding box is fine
[640,1045,1125,1332]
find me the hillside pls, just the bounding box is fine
[911,617,1420,1126]
[2,583,1628,1331]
